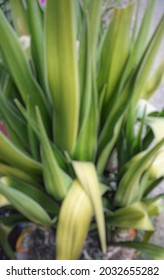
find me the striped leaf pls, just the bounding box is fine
[141,60,164,100]
[45,0,79,154]
[36,107,72,201]
[56,180,92,260]
[0,95,29,152]
[26,0,47,92]
[143,195,164,217]
[145,117,164,178]
[132,14,164,104]
[123,0,155,83]
[107,202,154,231]
[0,9,50,127]
[10,0,29,36]
[0,163,37,184]
[73,161,106,253]
[0,193,9,207]
[98,2,133,119]
[0,182,53,226]
[87,0,102,68]
[97,116,123,175]
[1,177,59,215]
[114,138,164,207]
[0,131,42,176]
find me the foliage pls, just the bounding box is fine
[0,0,164,260]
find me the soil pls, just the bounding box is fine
[0,221,136,260]
[15,224,55,260]
[80,230,136,260]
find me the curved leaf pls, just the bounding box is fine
[73,161,106,253]
[56,180,92,260]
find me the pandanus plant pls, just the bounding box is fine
[0,0,164,259]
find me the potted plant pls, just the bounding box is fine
[0,0,164,260]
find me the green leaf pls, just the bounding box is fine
[143,195,164,216]
[98,72,135,158]
[74,0,83,39]
[15,98,68,171]
[107,202,154,231]
[132,107,147,155]
[0,67,11,98]
[0,225,16,259]
[0,205,25,226]
[0,192,9,207]
[36,107,72,201]
[97,116,123,175]
[124,107,137,156]
[143,177,163,197]
[0,95,29,152]
[0,9,50,128]
[74,79,98,161]
[2,177,59,215]
[111,241,164,260]
[142,60,164,99]
[56,180,93,260]
[0,131,42,176]
[74,16,95,161]
[87,0,102,68]
[130,0,141,47]
[132,170,150,202]
[123,0,155,84]
[26,97,40,161]
[114,138,164,207]
[0,163,38,184]
[10,0,29,36]
[1,74,21,101]
[74,11,100,161]
[45,0,79,154]
[78,15,92,130]
[26,0,47,92]
[150,154,164,179]
[73,161,106,253]
[145,117,164,178]
[0,181,53,226]
[136,99,158,119]
[14,98,40,136]
[132,14,164,104]
[145,117,164,143]
[98,84,107,116]
[98,2,133,118]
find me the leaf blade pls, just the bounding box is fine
[73,161,106,253]
[45,0,79,154]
